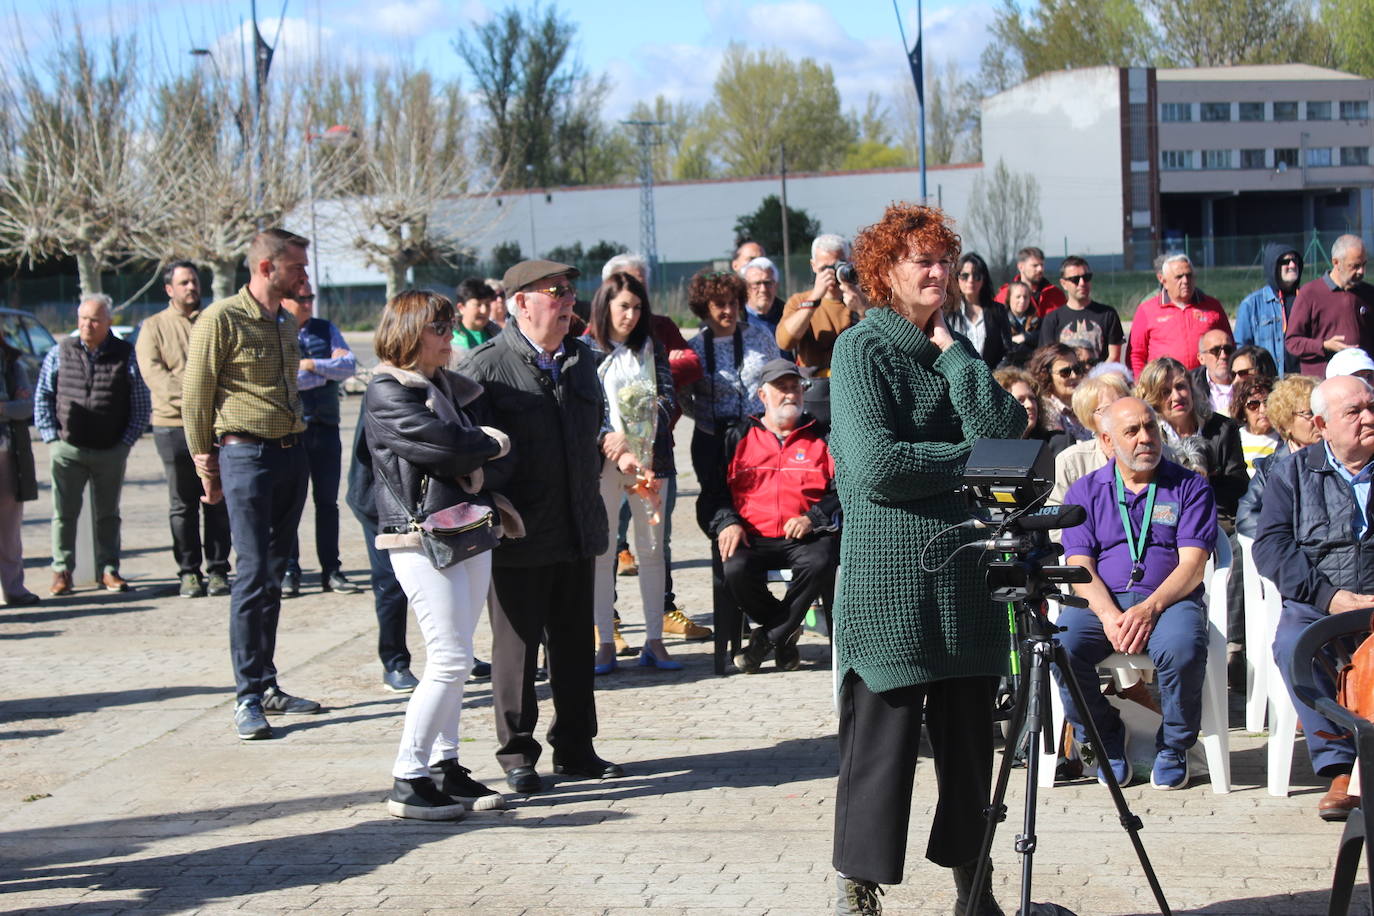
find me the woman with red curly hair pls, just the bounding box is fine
[679,267,780,481]
[827,203,1024,914]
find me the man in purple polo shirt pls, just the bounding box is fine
[1058,396,1217,791]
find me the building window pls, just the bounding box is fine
[1201,102,1231,122]
[1161,150,1194,170]
[1307,147,1333,167]
[1238,102,1265,121]
[1240,149,1266,169]
[1274,101,1299,121]
[1275,148,1299,169]
[1341,146,1370,166]
[1341,100,1370,120]
[1306,101,1333,121]
[1202,149,1233,169]
[1161,103,1192,122]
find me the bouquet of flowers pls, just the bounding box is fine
[617,370,663,537]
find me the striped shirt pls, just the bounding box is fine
[34,336,151,447]
[181,286,306,456]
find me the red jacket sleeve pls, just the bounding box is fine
[1128,298,1153,377]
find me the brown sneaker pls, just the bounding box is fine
[616,549,638,577]
[663,606,712,640]
[49,570,73,596]
[100,571,131,593]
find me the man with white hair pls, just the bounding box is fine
[776,234,862,425]
[34,294,151,595]
[1256,374,1374,820]
[742,256,786,341]
[1128,252,1231,378]
[1057,396,1217,790]
[1286,234,1374,378]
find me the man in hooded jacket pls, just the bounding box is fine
[1235,244,1303,376]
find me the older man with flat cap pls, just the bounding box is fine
[463,259,622,794]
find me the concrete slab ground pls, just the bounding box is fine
[0,360,1366,915]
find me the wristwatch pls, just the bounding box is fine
[800,299,820,310]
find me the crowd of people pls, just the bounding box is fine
[5,213,1374,913]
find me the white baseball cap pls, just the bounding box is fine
[1326,347,1374,379]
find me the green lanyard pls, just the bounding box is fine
[1114,465,1157,584]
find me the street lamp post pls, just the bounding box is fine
[305,125,357,321]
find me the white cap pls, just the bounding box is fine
[1326,347,1374,379]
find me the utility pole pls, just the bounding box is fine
[621,120,664,287]
[779,143,791,296]
[893,0,927,201]
[250,0,277,227]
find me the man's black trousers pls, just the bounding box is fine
[721,533,837,644]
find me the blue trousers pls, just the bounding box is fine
[1273,599,1357,776]
[1053,591,1207,754]
[221,439,308,701]
[287,422,342,577]
[354,510,410,673]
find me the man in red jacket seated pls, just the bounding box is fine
[1128,252,1231,378]
[697,359,840,673]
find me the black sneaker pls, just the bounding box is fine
[775,628,802,671]
[470,658,491,680]
[261,685,321,715]
[179,573,205,599]
[432,759,506,811]
[234,699,272,740]
[280,569,301,598]
[385,777,466,821]
[383,668,419,693]
[323,570,360,594]
[732,626,773,674]
[206,572,231,597]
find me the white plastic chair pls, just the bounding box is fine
[1039,536,1232,793]
[1237,535,1270,733]
[1257,567,1301,797]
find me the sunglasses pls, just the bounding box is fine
[1279,256,1299,266]
[957,272,982,281]
[1245,398,1267,411]
[531,283,576,299]
[1054,364,1086,379]
[1062,273,1094,284]
[1204,345,1236,357]
[1233,365,1255,377]
[426,320,454,337]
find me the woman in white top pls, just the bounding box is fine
[1230,374,1280,476]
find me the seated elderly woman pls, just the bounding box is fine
[1027,343,1092,442]
[1231,374,1280,475]
[1236,374,1320,539]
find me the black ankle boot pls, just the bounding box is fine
[952,859,1003,916]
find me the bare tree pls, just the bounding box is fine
[0,24,154,297]
[963,159,1042,283]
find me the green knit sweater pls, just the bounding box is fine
[829,307,1027,694]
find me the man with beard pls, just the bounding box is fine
[182,228,319,740]
[1056,397,1217,791]
[1236,244,1303,375]
[1285,234,1374,377]
[994,245,1067,318]
[697,359,840,673]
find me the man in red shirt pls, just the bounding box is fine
[1285,234,1374,377]
[1127,253,1231,378]
[994,246,1067,318]
[697,359,839,674]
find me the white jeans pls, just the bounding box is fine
[389,547,491,780]
[593,458,666,643]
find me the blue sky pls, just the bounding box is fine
[12,0,995,117]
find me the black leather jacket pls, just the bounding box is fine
[362,366,508,534]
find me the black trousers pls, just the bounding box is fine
[353,511,410,672]
[153,427,230,577]
[832,671,998,885]
[288,422,343,577]
[489,558,598,771]
[722,533,837,644]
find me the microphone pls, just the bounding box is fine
[962,503,1087,533]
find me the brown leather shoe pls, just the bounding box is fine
[1319,773,1361,822]
[49,570,73,596]
[100,571,131,593]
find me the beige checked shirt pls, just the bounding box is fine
[181,286,306,456]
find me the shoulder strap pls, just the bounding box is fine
[375,463,423,528]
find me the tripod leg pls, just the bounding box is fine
[1051,640,1172,916]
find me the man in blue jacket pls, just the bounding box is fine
[1235,244,1302,375]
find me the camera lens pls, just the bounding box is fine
[834,261,857,285]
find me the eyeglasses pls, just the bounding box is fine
[1062,273,1094,284]
[957,272,982,281]
[426,320,454,337]
[1204,345,1236,357]
[530,283,576,299]
[746,280,776,288]
[1294,410,1315,420]
[1054,364,1086,379]
[1245,398,1267,411]
[899,255,955,272]
[1233,365,1255,377]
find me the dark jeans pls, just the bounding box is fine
[832,672,998,885]
[1053,590,1207,754]
[722,532,838,644]
[220,438,308,702]
[153,427,230,577]
[287,422,343,577]
[1274,598,1357,776]
[489,558,598,771]
[353,510,410,673]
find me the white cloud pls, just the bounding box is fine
[367,0,453,38]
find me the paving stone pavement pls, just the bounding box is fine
[1,378,1368,915]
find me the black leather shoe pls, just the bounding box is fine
[281,569,301,598]
[552,755,625,780]
[505,765,543,794]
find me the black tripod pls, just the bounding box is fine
[965,596,1172,916]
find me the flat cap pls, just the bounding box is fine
[758,358,803,386]
[502,259,581,294]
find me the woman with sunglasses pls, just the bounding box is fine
[365,290,514,819]
[1231,375,1280,475]
[947,252,1012,369]
[1237,374,1320,539]
[1027,343,1092,440]
[1230,345,1279,384]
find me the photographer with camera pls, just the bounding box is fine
[775,234,864,425]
